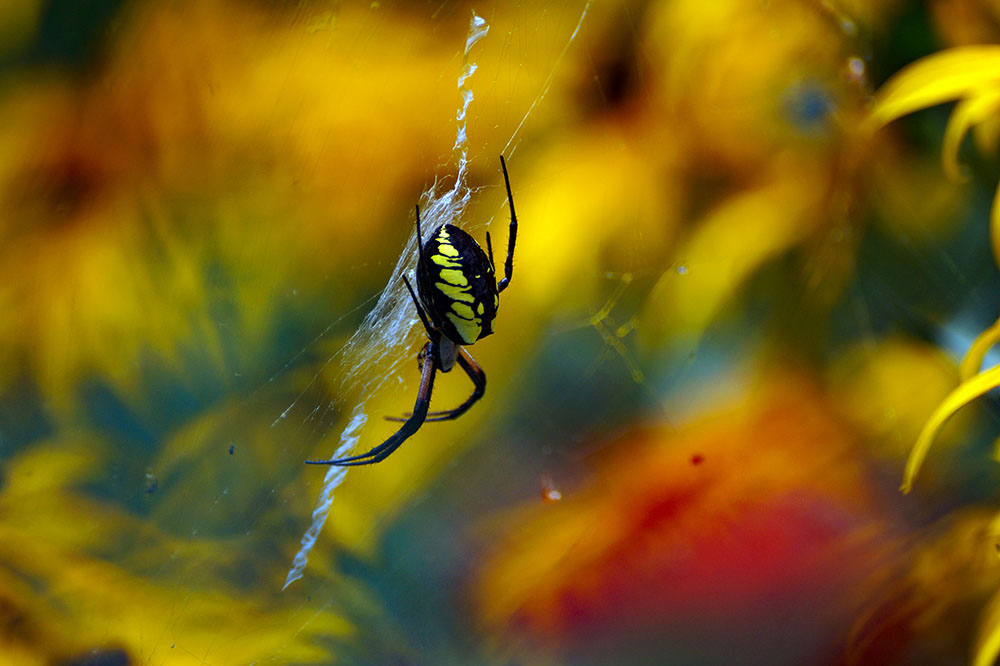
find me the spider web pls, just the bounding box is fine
[280,5,590,589]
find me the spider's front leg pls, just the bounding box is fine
[305,341,437,466]
[497,154,517,294]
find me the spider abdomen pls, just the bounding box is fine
[417,224,498,345]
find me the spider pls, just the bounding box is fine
[306,156,517,466]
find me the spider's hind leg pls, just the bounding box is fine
[385,346,485,423]
[305,341,437,466]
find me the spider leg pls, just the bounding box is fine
[384,346,485,423]
[496,154,517,294]
[305,342,437,466]
[402,275,434,338]
[485,231,495,270]
[423,347,486,421]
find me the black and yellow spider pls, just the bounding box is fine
[306,156,517,466]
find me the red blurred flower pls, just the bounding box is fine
[476,373,893,649]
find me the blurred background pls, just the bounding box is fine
[3,0,1000,664]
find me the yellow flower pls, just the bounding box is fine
[869,46,1000,491]
[0,436,349,664]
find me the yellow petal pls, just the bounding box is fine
[975,587,1000,666]
[974,115,1000,156]
[870,46,1000,128]
[943,89,1000,181]
[960,314,1000,380]
[992,178,1000,267]
[641,175,816,341]
[902,363,1000,492]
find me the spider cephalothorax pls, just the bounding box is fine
[307,156,517,466]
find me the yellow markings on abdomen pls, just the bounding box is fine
[447,312,482,343]
[432,254,461,268]
[439,268,468,286]
[451,302,475,319]
[436,282,475,303]
[436,240,459,257]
